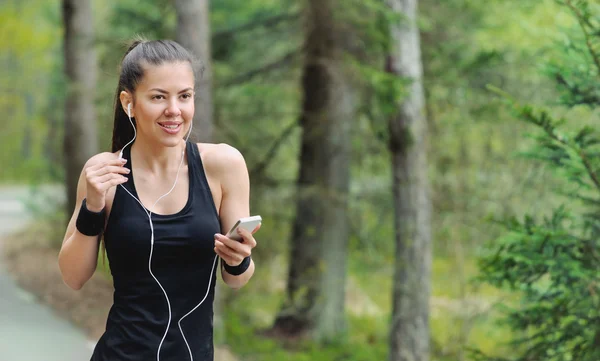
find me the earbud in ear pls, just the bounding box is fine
[127,103,131,117]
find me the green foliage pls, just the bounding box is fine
[476,105,600,361]
[543,0,600,107]
[476,1,600,360]
[221,250,390,361]
[223,311,387,361]
[0,0,62,183]
[105,0,175,40]
[420,0,544,260]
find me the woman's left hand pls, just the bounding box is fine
[214,224,260,266]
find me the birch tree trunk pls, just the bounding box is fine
[273,0,353,342]
[386,0,432,360]
[62,0,98,215]
[175,0,214,142]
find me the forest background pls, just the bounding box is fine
[1,0,598,360]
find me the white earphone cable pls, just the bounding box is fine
[118,106,217,361]
[118,104,137,160]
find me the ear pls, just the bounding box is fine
[119,91,134,117]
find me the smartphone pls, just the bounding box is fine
[226,215,262,241]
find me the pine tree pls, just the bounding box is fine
[475,1,600,360]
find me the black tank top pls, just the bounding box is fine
[91,141,221,361]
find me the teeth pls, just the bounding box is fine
[160,124,179,129]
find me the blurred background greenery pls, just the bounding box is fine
[2,0,599,360]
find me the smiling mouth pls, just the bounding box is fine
[158,123,182,129]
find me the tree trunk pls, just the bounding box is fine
[62,0,98,215]
[173,0,225,344]
[386,0,432,361]
[273,0,353,342]
[174,0,214,142]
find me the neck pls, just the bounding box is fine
[130,137,186,174]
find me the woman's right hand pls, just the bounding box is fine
[84,158,130,211]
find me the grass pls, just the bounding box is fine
[215,251,517,361]
[222,311,388,361]
[352,257,516,360]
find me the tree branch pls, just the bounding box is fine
[250,119,298,179]
[518,104,600,193]
[213,12,299,40]
[554,72,600,106]
[564,0,600,77]
[579,150,600,192]
[544,124,600,193]
[221,50,299,86]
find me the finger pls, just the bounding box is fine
[94,173,128,191]
[215,242,241,260]
[94,173,119,184]
[86,162,127,181]
[217,239,249,262]
[95,172,128,185]
[215,237,250,258]
[215,240,236,255]
[214,241,244,265]
[88,158,127,172]
[219,234,253,255]
[215,233,245,251]
[106,175,129,188]
[91,166,130,179]
[216,251,239,267]
[237,227,257,248]
[213,247,234,265]
[97,165,131,176]
[251,223,262,234]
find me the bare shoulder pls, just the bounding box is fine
[196,143,246,171]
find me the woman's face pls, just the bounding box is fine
[129,61,195,148]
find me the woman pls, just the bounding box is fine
[58,39,258,361]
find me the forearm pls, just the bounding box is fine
[58,231,100,290]
[221,258,255,289]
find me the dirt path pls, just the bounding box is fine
[0,185,94,361]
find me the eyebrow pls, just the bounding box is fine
[149,87,193,94]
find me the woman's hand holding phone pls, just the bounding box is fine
[214,216,261,267]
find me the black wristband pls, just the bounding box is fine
[75,198,106,236]
[223,256,251,276]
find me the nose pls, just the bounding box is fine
[164,98,181,118]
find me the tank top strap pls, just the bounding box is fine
[187,141,212,192]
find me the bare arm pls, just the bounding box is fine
[58,155,129,290]
[211,145,257,289]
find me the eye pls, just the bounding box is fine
[181,93,192,100]
[151,95,165,100]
